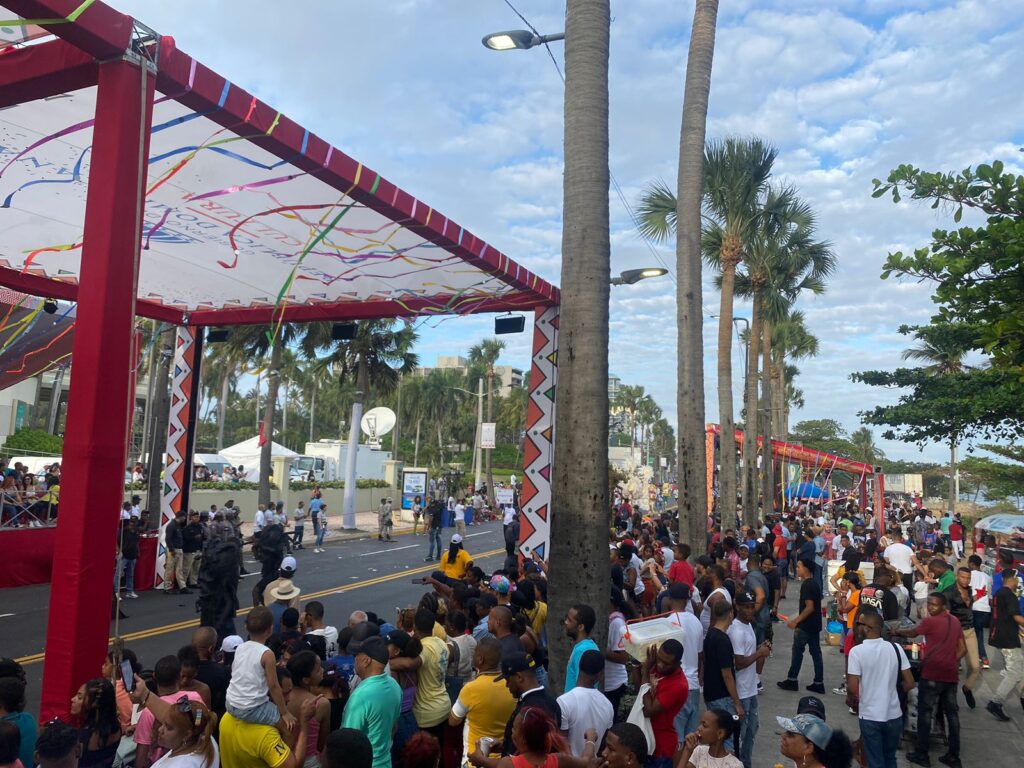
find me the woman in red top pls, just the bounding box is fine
[468,707,596,768]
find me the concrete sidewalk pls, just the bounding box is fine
[752,580,1024,767]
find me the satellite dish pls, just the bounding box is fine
[360,407,396,447]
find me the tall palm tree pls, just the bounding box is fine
[636,395,662,466]
[310,319,418,526]
[468,338,506,500]
[674,0,719,551]
[850,427,883,466]
[639,137,778,529]
[421,368,466,467]
[732,187,834,524]
[770,312,818,440]
[902,331,971,511]
[201,340,245,452]
[548,0,613,694]
[613,384,646,455]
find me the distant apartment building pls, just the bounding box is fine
[416,355,524,397]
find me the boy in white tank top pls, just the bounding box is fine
[225,605,297,732]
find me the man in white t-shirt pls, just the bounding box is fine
[667,583,705,740]
[883,530,920,601]
[846,610,914,768]
[967,554,993,668]
[253,504,267,534]
[557,649,613,756]
[455,499,467,536]
[604,600,630,718]
[728,591,769,768]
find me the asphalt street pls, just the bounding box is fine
[1,521,507,714]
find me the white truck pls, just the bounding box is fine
[292,440,392,483]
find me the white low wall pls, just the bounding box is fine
[124,486,403,523]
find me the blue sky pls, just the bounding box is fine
[110,0,1024,463]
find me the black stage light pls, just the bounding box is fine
[494,315,525,335]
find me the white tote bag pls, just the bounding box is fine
[625,683,657,754]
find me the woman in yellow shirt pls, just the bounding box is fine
[440,534,473,580]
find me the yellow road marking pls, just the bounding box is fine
[14,546,505,666]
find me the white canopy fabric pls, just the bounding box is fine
[220,436,298,481]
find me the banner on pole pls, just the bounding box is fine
[480,422,496,449]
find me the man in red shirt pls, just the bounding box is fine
[641,639,688,768]
[668,543,695,587]
[896,593,966,768]
[949,519,964,560]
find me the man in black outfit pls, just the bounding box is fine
[182,511,205,589]
[778,558,824,693]
[703,598,744,717]
[191,626,230,721]
[497,652,560,755]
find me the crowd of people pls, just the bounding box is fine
[4,486,1024,768]
[0,459,60,528]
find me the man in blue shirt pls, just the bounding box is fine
[563,603,599,691]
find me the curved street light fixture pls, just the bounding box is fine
[610,267,668,286]
[481,29,565,51]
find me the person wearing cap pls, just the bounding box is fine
[496,652,560,756]
[665,582,704,740]
[262,556,301,609]
[339,635,402,768]
[267,580,302,635]
[556,649,614,756]
[797,694,826,721]
[440,534,473,580]
[985,567,1024,722]
[778,711,855,768]
[729,591,770,768]
[846,610,914,768]
[449,638,517,762]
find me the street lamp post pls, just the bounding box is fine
[448,382,500,495]
[482,30,565,51]
[610,267,668,286]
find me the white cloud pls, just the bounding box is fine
[102,0,1024,463]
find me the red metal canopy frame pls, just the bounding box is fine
[706,424,886,523]
[0,0,560,718]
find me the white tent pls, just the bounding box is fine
[220,436,299,482]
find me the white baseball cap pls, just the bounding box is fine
[219,635,243,653]
[280,555,297,572]
[451,534,463,544]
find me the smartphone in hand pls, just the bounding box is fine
[119,660,135,693]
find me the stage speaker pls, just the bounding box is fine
[495,315,526,335]
[206,328,231,343]
[331,322,357,341]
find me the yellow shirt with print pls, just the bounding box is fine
[455,672,517,752]
[219,712,291,768]
[413,635,451,728]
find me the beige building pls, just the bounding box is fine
[415,355,524,397]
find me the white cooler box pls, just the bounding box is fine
[621,615,688,661]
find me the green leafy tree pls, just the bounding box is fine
[872,158,1024,371]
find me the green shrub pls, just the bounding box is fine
[2,429,63,456]
[291,479,391,490]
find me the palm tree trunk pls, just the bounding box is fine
[436,423,445,465]
[741,290,762,527]
[760,320,774,517]
[772,357,786,441]
[146,327,174,521]
[217,370,229,451]
[485,369,494,503]
[282,380,288,447]
[138,319,159,462]
[309,384,316,443]
[548,0,612,695]
[675,0,718,552]
[259,339,282,507]
[414,418,421,467]
[717,261,738,521]
[255,372,261,431]
[948,440,957,513]
[393,373,402,462]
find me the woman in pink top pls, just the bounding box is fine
[285,651,329,768]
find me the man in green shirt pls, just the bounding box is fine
[940,512,953,548]
[343,636,402,768]
[931,559,956,593]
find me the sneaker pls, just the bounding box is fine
[806,683,826,694]
[848,706,857,715]
[981,658,991,669]
[832,683,847,696]
[962,685,976,709]
[776,680,799,691]
[906,752,931,767]
[986,700,1011,722]
[424,556,434,562]
[757,682,764,694]
[938,754,963,768]
[164,588,179,595]
[179,588,193,594]
[128,592,138,599]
